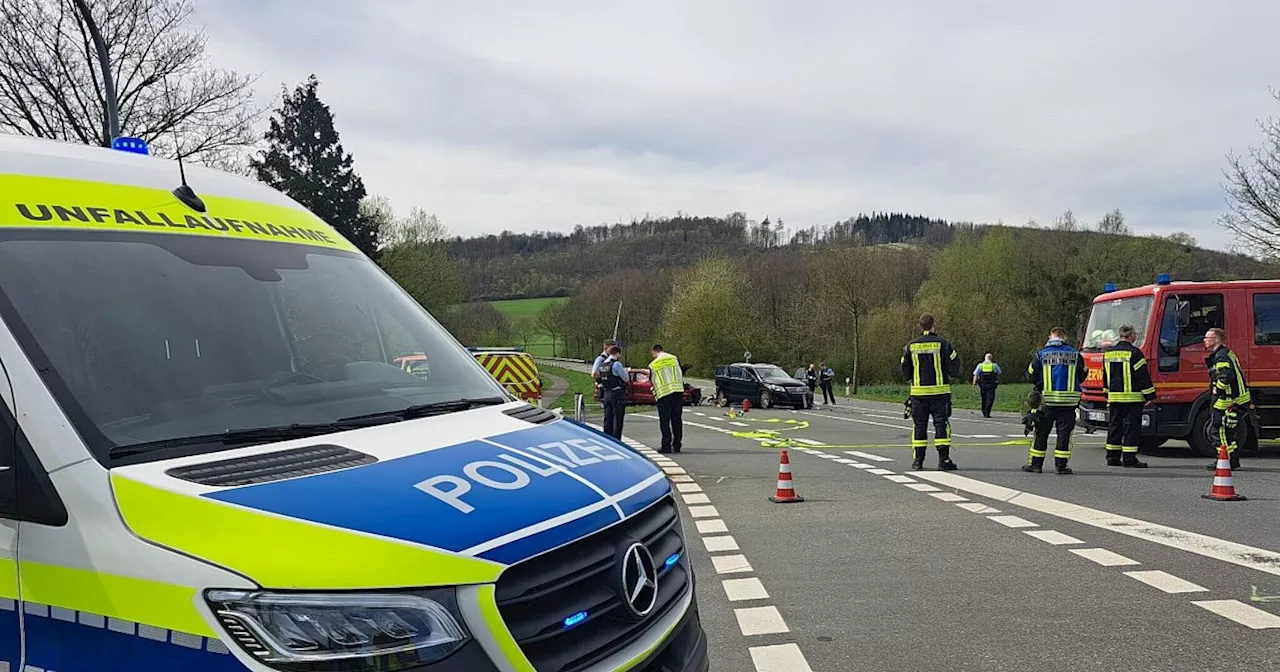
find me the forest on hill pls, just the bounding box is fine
[424,210,1277,386]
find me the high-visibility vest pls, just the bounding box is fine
[649,352,684,399]
[978,362,998,386]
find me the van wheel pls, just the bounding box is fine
[760,390,774,408]
[1187,407,1218,457]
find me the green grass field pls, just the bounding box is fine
[840,383,1035,414]
[489,297,568,357]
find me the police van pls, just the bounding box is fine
[0,135,708,672]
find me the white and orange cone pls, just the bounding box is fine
[768,449,805,503]
[1202,445,1247,502]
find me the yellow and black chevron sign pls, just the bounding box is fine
[476,352,543,400]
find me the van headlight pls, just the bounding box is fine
[206,589,469,670]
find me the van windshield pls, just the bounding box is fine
[1082,296,1154,352]
[756,366,793,382]
[0,231,509,465]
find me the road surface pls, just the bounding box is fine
[583,394,1280,672]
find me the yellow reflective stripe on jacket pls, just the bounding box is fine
[910,384,950,396]
[111,474,504,589]
[649,353,683,399]
[0,173,358,252]
[0,557,214,637]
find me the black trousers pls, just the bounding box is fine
[656,392,684,452]
[820,380,835,404]
[602,389,626,439]
[1031,405,1075,464]
[1105,402,1143,464]
[911,394,952,459]
[979,384,997,417]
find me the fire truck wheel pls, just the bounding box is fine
[1188,408,1217,457]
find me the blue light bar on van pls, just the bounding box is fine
[563,611,588,629]
[1157,273,1171,285]
[111,136,150,155]
[1103,283,1117,293]
[665,552,681,568]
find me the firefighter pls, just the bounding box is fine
[1024,327,1084,474]
[597,345,628,439]
[1203,327,1251,470]
[972,353,1002,418]
[1103,324,1156,468]
[900,313,961,471]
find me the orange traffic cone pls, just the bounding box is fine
[1202,445,1247,502]
[768,449,805,503]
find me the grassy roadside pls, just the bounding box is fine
[837,382,1035,414]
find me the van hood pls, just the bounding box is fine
[109,408,670,589]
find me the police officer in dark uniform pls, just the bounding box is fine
[1103,324,1156,468]
[900,313,961,471]
[597,345,628,439]
[1024,327,1084,474]
[1204,327,1251,470]
[972,353,1002,418]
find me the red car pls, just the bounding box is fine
[595,370,703,406]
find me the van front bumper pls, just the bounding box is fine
[628,602,710,672]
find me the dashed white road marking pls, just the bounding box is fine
[669,474,694,483]
[749,643,815,672]
[929,492,969,503]
[794,438,826,446]
[833,458,857,464]
[1024,530,1083,545]
[970,434,1002,439]
[1123,570,1209,594]
[722,578,770,602]
[867,468,895,476]
[676,483,703,493]
[956,502,1001,514]
[694,412,707,417]
[696,519,729,534]
[1192,600,1280,629]
[904,483,941,492]
[799,410,913,432]
[703,535,741,552]
[914,471,1280,578]
[712,555,754,574]
[688,505,720,518]
[845,450,894,462]
[850,463,875,469]
[663,466,688,475]
[682,493,712,505]
[735,606,790,636]
[1070,548,1141,567]
[884,475,917,483]
[988,515,1038,529]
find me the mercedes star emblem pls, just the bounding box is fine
[619,542,658,618]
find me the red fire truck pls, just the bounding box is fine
[1076,273,1280,456]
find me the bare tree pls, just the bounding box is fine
[381,205,450,248]
[1220,89,1280,260]
[1096,208,1130,235]
[536,302,566,357]
[0,0,262,167]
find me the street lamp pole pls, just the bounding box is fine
[70,0,120,142]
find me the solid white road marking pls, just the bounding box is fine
[735,606,790,636]
[1191,600,1280,629]
[904,483,941,492]
[884,475,917,483]
[676,483,703,493]
[696,519,729,534]
[722,578,770,602]
[682,493,711,505]
[712,555,754,574]
[1070,548,1141,567]
[1123,570,1209,594]
[1024,530,1084,546]
[914,471,1280,578]
[703,535,741,553]
[845,451,894,462]
[929,492,969,503]
[988,515,1039,529]
[688,505,720,518]
[867,468,896,475]
[749,643,815,672]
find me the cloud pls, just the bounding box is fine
[196,0,1280,251]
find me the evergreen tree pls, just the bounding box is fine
[250,75,379,258]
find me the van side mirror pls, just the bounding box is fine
[1175,300,1191,329]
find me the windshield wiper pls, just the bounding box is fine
[336,396,508,424]
[108,422,363,460]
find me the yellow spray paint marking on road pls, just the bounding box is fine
[1251,585,1280,603]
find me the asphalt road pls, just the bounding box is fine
[588,395,1280,672]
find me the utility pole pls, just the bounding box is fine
[71,0,121,143]
[612,300,623,341]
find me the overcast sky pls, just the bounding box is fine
[197,1,1280,251]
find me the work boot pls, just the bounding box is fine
[1122,457,1148,468]
[1022,456,1044,473]
[912,448,925,471]
[1055,458,1073,475]
[937,446,957,471]
[1106,452,1122,467]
